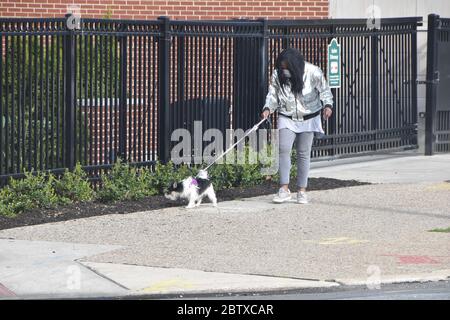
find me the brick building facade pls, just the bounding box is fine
[0,0,329,20]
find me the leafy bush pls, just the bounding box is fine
[0,144,273,217]
[96,159,152,202]
[54,163,94,204]
[145,161,197,194]
[208,163,236,190]
[207,145,265,190]
[96,160,199,202]
[0,171,58,217]
[148,161,177,194]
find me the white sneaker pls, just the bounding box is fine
[297,191,308,204]
[273,188,292,203]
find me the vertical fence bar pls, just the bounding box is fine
[45,34,49,170]
[21,34,27,171]
[193,29,199,163]
[260,18,269,110]
[17,36,22,173]
[39,30,44,170]
[132,30,137,162]
[6,35,11,174]
[371,28,379,151]
[11,36,16,174]
[34,31,39,169]
[0,34,3,176]
[84,30,89,165]
[114,30,119,163]
[64,14,76,171]
[138,34,142,163]
[146,35,151,162]
[119,23,128,160]
[152,35,157,163]
[32,34,36,170]
[89,31,94,166]
[425,14,439,155]
[380,28,385,150]
[99,31,104,165]
[127,29,132,161]
[4,34,9,174]
[157,16,171,163]
[109,32,114,164]
[329,25,336,157]
[411,22,418,147]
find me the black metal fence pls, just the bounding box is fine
[0,15,421,183]
[425,14,450,154]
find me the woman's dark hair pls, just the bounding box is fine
[275,47,305,96]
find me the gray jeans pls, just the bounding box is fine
[278,129,314,189]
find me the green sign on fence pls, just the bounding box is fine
[327,38,341,88]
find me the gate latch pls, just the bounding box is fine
[416,71,440,85]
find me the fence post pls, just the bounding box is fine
[257,18,269,149]
[282,25,289,49]
[158,16,171,164]
[118,22,128,160]
[411,21,418,148]
[371,28,379,151]
[425,14,439,156]
[64,13,76,171]
[259,18,269,95]
[328,25,337,157]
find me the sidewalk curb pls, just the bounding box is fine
[78,261,340,298]
[335,269,450,287]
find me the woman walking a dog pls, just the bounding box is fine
[261,48,333,204]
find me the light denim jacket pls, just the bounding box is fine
[263,62,334,121]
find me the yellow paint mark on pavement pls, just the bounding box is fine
[303,237,369,245]
[426,182,450,191]
[141,278,195,293]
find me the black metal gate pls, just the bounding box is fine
[425,14,450,154]
[264,18,421,159]
[0,15,422,184]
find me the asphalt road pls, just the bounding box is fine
[171,280,450,300]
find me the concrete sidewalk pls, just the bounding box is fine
[310,152,450,184]
[1,152,449,299]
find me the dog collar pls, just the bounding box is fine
[190,178,198,186]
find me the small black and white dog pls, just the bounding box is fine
[164,170,217,209]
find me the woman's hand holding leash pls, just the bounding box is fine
[261,109,270,120]
[322,105,333,121]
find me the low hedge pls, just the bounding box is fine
[0,146,276,217]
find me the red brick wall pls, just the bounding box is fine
[0,0,329,20]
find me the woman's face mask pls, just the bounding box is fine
[282,69,292,79]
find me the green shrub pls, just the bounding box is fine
[147,161,196,194]
[97,159,152,202]
[206,145,264,189]
[0,187,25,217]
[208,163,236,190]
[0,144,275,217]
[54,163,94,204]
[149,161,176,194]
[237,162,264,187]
[173,163,197,182]
[0,171,58,217]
